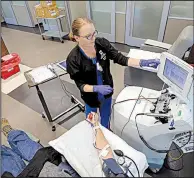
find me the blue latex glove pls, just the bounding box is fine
[93,85,113,95]
[139,59,160,69]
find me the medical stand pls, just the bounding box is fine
[24,63,85,131]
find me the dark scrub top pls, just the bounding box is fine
[79,47,104,102]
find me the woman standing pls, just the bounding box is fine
[66,17,160,129]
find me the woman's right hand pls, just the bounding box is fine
[93,85,113,95]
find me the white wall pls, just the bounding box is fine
[164,19,193,44]
[164,1,194,44]
[115,1,126,43]
[69,1,87,22]
[115,14,125,43]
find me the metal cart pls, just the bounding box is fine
[36,15,68,43]
[24,63,85,131]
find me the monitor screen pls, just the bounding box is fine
[58,61,67,68]
[163,58,188,89]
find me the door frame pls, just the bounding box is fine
[125,1,171,47]
[64,1,72,32]
[86,1,116,42]
[25,1,36,27]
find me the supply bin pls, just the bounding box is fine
[1,53,21,80]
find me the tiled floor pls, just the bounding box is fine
[1,25,193,177]
[2,27,76,68]
[1,93,67,147]
[1,22,43,35]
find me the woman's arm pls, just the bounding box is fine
[98,38,160,68]
[66,57,93,92]
[127,58,141,67]
[93,122,113,159]
[66,56,112,93]
[88,113,113,159]
[87,113,125,176]
[83,85,113,96]
[83,84,93,92]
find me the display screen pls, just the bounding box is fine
[58,61,67,69]
[163,58,188,89]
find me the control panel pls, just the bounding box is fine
[149,88,186,124]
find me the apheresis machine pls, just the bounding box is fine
[112,52,193,171]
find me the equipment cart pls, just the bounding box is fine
[36,15,68,43]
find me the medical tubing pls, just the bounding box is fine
[111,96,157,121]
[126,168,135,177]
[114,150,139,177]
[135,113,192,153]
[59,78,74,97]
[119,87,143,137]
[111,94,158,134]
[125,155,140,177]
[48,64,73,98]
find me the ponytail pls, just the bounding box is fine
[68,32,76,42]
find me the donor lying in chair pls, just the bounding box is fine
[49,112,149,177]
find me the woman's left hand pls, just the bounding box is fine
[139,59,160,69]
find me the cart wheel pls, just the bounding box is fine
[42,113,46,118]
[52,126,56,131]
[42,36,45,40]
[51,37,54,40]
[61,40,64,43]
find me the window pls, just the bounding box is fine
[169,1,193,19]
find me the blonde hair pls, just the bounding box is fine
[68,17,93,41]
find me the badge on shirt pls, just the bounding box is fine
[97,62,103,72]
[99,50,106,60]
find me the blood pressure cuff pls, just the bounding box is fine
[102,158,126,177]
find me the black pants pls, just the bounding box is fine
[2,147,62,177]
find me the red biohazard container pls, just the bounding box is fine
[1,53,21,80]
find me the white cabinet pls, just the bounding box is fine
[2,1,18,25]
[2,1,35,27]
